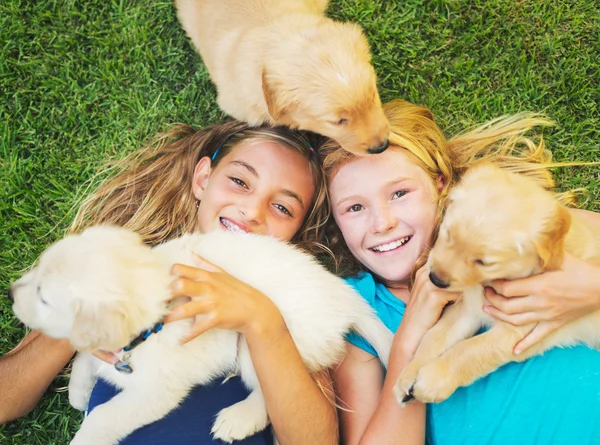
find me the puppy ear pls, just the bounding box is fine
[70,300,132,352]
[262,70,288,122]
[533,205,571,270]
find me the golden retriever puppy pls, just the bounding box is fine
[10,226,392,444]
[175,0,390,155]
[395,162,600,404]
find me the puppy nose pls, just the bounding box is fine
[429,271,450,289]
[367,139,389,154]
[7,286,14,303]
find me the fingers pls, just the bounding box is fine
[168,273,217,300]
[171,263,213,281]
[490,276,543,298]
[164,297,216,323]
[181,316,218,344]
[191,253,222,272]
[484,287,541,315]
[513,322,559,355]
[93,350,120,365]
[483,304,538,326]
[411,265,428,295]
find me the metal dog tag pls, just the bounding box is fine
[114,353,133,374]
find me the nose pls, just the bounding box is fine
[367,139,389,155]
[429,271,450,289]
[7,286,14,303]
[239,198,267,227]
[372,205,397,234]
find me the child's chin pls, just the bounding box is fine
[378,266,413,284]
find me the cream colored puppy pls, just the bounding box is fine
[11,226,392,445]
[395,163,600,404]
[175,0,390,155]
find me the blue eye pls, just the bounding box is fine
[348,204,363,212]
[393,190,407,199]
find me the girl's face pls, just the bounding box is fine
[329,148,440,287]
[193,140,315,242]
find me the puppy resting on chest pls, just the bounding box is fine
[175,0,390,156]
[11,227,392,445]
[395,162,600,404]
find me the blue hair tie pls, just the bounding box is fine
[211,145,222,161]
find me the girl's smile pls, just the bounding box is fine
[329,148,439,286]
[193,140,315,240]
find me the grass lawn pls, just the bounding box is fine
[1,0,598,443]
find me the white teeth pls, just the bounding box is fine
[372,237,410,252]
[220,218,243,232]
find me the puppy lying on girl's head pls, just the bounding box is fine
[175,0,390,156]
[10,226,392,445]
[395,162,600,404]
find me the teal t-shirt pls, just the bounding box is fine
[346,272,600,445]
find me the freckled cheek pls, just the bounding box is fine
[337,218,365,249]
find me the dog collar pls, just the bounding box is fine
[114,321,164,374]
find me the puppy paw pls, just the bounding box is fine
[395,360,423,405]
[69,388,91,412]
[69,432,95,445]
[212,399,269,443]
[409,360,458,404]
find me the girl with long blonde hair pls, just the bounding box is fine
[324,99,600,445]
[2,121,338,445]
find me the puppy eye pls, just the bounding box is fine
[335,118,348,125]
[475,259,486,266]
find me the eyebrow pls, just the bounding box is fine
[229,160,306,211]
[230,160,259,177]
[335,177,410,207]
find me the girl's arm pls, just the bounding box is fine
[571,208,600,230]
[485,208,600,353]
[334,267,461,445]
[334,342,426,445]
[244,320,338,444]
[0,331,74,424]
[165,259,338,445]
[333,345,385,444]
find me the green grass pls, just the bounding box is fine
[0,0,598,443]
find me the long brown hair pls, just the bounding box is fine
[70,121,330,254]
[321,99,579,279]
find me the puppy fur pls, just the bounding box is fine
[175,0,390,155]
[395,162,600,404]
[11,226,392,445]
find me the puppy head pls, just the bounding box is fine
[263,21,389,155]
[10,226,169,352]
[428,163,570,290]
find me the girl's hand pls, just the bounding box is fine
[398,265,461,356]
[483,254,600,354]
[163,254,286,343]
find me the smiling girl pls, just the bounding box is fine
[323,99,600,445]
[2,121,337,445]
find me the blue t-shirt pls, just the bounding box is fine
[87,376,273,445]
[346,272,600,445]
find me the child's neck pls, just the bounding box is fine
[384,280,411,304]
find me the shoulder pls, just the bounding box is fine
[345,272,378,303]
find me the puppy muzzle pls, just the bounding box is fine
[367,139,389,154]
[429,271,450,289]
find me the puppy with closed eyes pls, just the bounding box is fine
[10,226,392,445]
[175,0,390,156]
[395,162,600,404]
